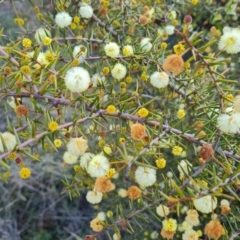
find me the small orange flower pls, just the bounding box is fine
[130,123,147,141]
[94,176,115,193]
[127,186,141,200]
[204,220,224,240]
[162,54,184,76]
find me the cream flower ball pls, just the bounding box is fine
[104,42,120,58]
[79,3,93,19]
[86,190,103,204]
[217,113,240,134]
[0,132,17,152]
[122,45,134,56]
[218,27,240,54]
[182,229,199,240]
[193,195,217,214]
[164,25,175,35]
[97,212,106,221]
[92,73,106,87]
[135,166,156,188]
[156,204,170,217]
[111,63,127,80]
[150,71,169,89]
[140,38,152,52]
[55,12,72,28]
[34,28,51,44]
[87,154,110,177]
[65,67,91,93]
[73,45,88,59]
[118,188,128,198]
[80,152,95,170]
[67,137,88,156]
[63,151,78,164]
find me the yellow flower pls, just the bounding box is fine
[172,146,183,156]
[161,42,168,50]
[197,230,202,236]
[122,45,134,56]
[98,139,105,148]
[102,67,110,74]
[22,38,32,48]
[156,158,166,169]
[119,138,125,144]
[162,218,177,231]
[191,0,198,5]
[48,121,59,131]
[172,20,178,26]
[54,139,62,147]
[225,94,234,101]
[74,165,81,172]
[8,152,17,160]
[106,105,116,114]
[173,43,185,55]
[19,167,31,179]
[138,108,149,118]
[177,109,185,119]
[140,73,149,81]
[43,37,52,45]
[105,168,116,178]
[45,52,55,62]
[125,76,132,83]
[14,18,25,26]
[21,66,31,75]
[73,16,80,23]
[70,22,77,30]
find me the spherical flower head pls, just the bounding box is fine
[90,218,103,232]
[162,218,177,231]
[156,204,170,217]
[218,27,240,54]
[182,229,199,240]
[54,139,62,148]
[185,209,199,226]
[130,123,147,141]
[164,25,175,35]
[135,166,156,188]
[86,190,103,204]
[177,159,192,180]
[111,63,127,80]
[150,71,169,89]
[172,146,183,156]
[156,158,166,169]
[87,154,110,177]
[127,186,142,200]
[217,113,240,134]
[204,220,224,240]
[73,45,88,60]
[63,151,78,164]
[94,176,115,193]
[67,137,88,157]
[35,28,51,44]
[163,54,184,76]
[104,42,120,58]
[178,221,193,232]
[0,132,17,152]
[140,38,152,52]
[19,167,31,179]
[122,45,134,56]
[65,67,91,93]
[161,228,176,239]
[80,152,95,170]
[118,188,128,198]
[15,104,29,117]
[55,12,72,28]
[105,168,116,178]
[92,73,106,87]
[177,109,186,119]
[138,108,149,118]
[174,44,185,55]
[79,3,93,19]
[184,15,193,24]
[193,195,217,214]
[43,37,52,45]
[22,38,32,48]
[106,105,116,114]
[48,121,58,132]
